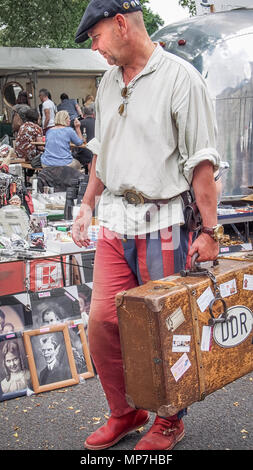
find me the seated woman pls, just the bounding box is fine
[15,108,43,162]
[41,111,84,169]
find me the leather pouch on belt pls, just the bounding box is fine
[181,191,202,232]
[184,202,201,232]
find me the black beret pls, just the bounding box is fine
[75,0,143,43]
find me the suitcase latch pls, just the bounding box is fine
[181,253,231,326]
[208,297,228,326]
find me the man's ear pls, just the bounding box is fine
[113,13,128,36]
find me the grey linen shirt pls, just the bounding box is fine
[87,44,220,236]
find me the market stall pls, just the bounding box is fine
[0,159,99,402]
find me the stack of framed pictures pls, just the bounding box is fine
[0,284,94,401]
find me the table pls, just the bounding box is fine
[218,210,253,242]
[0,247,96,295]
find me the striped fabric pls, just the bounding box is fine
[88,225,194,417]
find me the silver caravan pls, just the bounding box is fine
[152,8,253,198]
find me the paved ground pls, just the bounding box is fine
[0,371,252,453]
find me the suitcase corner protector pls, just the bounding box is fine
[157,404,181,417]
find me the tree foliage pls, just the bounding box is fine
[0,0,164,48]
[178,0,197,16]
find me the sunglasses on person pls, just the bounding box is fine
[118,86,129,116]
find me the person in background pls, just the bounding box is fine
[15,108,43,162]
[16,91,29,105]
[82,94,95,114]
[74,106,95,173]
[40,110,84,169]
[57,93,84,125]
[39,88,56,135]
[11,104,30,136]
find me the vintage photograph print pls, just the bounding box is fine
[23,324,79,393]
[30,287,81,329]
[77,284,92,329]
[0,294,33,333]
[68,320,94,379]
[0,332,32,401]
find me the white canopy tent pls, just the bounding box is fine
[0,47,109,117]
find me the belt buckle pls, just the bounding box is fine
[123,190,145,205]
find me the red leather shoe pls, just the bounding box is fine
[134,416,185,450]
[84,409,149,450]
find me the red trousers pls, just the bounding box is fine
[88,226,193,417]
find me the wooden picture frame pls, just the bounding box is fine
[0,331,32,401]
[68,320,94,380]
[23,324,79,394]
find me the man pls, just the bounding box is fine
[39,88,56,134]
[72,0,221,451]
[57,93,84,125]
[39,334,71,385]
[74,106,95,172]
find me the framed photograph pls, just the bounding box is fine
[30,287,81,329]
[0,294,33,333]
[0,331,32,401]
[77,283,92,329]
[68,320,94,379]
[23,324,79,393]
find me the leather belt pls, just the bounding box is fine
[122,189,191,206]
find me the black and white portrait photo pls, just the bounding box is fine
[0,295,32,333]
[30,331,73,386]
[68,324,87,375]
[30,288,81,329]
[0,334,31,400]
[77,284,92,329]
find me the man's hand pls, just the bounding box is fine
[189,232,219,262]
[72,204,92,248]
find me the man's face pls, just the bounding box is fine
[41,342,57,364]
[88,18,123,66]
[39,93,45,103]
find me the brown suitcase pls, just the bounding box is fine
[116,256,253,417]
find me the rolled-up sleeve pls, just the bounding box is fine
[172,65,221,184]
[86,137,101,155]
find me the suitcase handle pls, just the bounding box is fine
[180,252,219,277]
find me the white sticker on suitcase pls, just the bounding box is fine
[166,307,185,332]
[201,325,213,351]
[172,335,191,352]
[219,278,237,298]
[170,353,191,382]
[197,286,215,312]
[243,274,253,290]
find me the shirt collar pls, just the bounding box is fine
[115,43,163,87]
